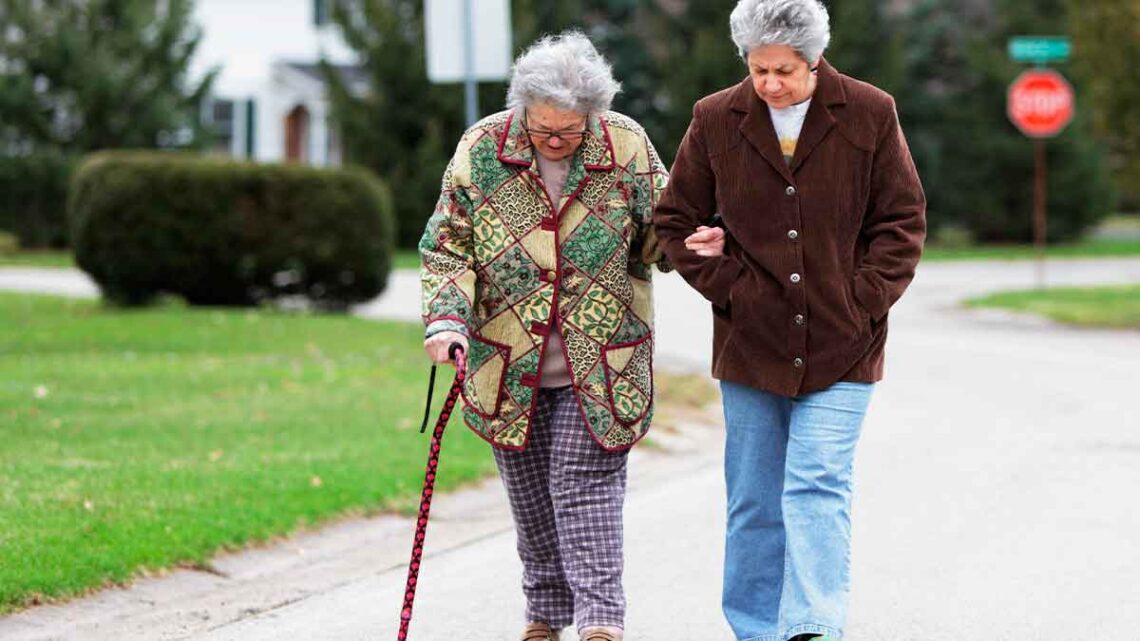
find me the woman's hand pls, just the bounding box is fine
[423,331,469,365]
[684,225,726,257]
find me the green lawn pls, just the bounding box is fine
[0,294,495,613]
[965,285,1140,329]
[924,238,1140,261]
[0,251,74,268]
[394,250,420,271]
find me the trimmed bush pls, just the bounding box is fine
[70,152,396,309]
[0,153,76,248]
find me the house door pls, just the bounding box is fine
[285,105,310,163]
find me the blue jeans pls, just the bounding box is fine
[720,380,874,641]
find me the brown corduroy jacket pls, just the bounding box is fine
[653,60,926,397]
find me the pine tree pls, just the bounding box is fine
[323,0,511,248]
[0,0,215,153]
[895,0,1113,241]
[1066,0,1140,209]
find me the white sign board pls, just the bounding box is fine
[425,0,512,83]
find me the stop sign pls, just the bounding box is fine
[1007,69,1075,138]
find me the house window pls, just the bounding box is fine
[209,99,235,155]
[245,99,257,158]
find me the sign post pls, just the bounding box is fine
[425,0,512,127]
[1006,47,1074,288]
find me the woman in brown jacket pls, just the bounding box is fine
[653,1,926,640]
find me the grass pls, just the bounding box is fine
[923,238,1140,261]
[0,294,497,613]
[0,292,719,614]
[0,250,74,268]
[394,250,420,271]
[965,285,1140,329]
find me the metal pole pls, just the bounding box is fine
[462,0,478,127]
[1034,139,1047,289]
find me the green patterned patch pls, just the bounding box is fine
[565,284,623,343]
[470,136,514,195]
[559,156,587,205]
[462,403,490,437]
[610,376,648,424]
[506,349,540,408]
[600,176,637,230]
[513,287,552,326]
[493,416,528,447]
[581,362,609,403]
[465,334,499,375]
[485,246,539,305]
[612,310,650,344]
[432,282,473,322]
[472,207,510,264]
[562,216,621,274]
[580,392,615,438]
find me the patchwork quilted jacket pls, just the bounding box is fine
[419,109,670,451]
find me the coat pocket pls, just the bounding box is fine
[461,332,512,419]
[601,333,654,426]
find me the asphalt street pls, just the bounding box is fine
[2,259,1139,640]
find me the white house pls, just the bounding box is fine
[190,0,367,166]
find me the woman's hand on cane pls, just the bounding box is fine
[424,331,468,365]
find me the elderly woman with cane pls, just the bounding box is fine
[419,31,669,641]
[654,1,926,640]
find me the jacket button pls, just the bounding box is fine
[546,270,557,282]
[793,314,805,326]
[785,185,796,197]
[790,273,802,284]
[787,229,799,240]
[793,357,804,368]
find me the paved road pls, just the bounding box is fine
[3,260,1140,640]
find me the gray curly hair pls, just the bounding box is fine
[506,31,621,115]
[729,0,831,63]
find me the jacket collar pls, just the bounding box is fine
[496,109,616,172]
[731,58,847,181]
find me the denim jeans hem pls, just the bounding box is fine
[784,622,842,639]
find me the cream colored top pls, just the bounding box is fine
[535,153,573,388]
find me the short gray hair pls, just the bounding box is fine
[729,0,831,63]
[506,31,621,115]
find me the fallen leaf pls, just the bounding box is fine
[310,476,323,488]
[209,450,224,462]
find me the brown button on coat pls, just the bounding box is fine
[653,60,926,397]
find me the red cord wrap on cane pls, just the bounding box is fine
[397,345,466,640]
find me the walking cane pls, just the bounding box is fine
[397,342,466,641]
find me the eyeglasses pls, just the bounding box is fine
[522,111,589,143]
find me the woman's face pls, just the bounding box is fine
[523,102,589,161]
[746,45,819,109]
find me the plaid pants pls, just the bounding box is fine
[492,386,630,632]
